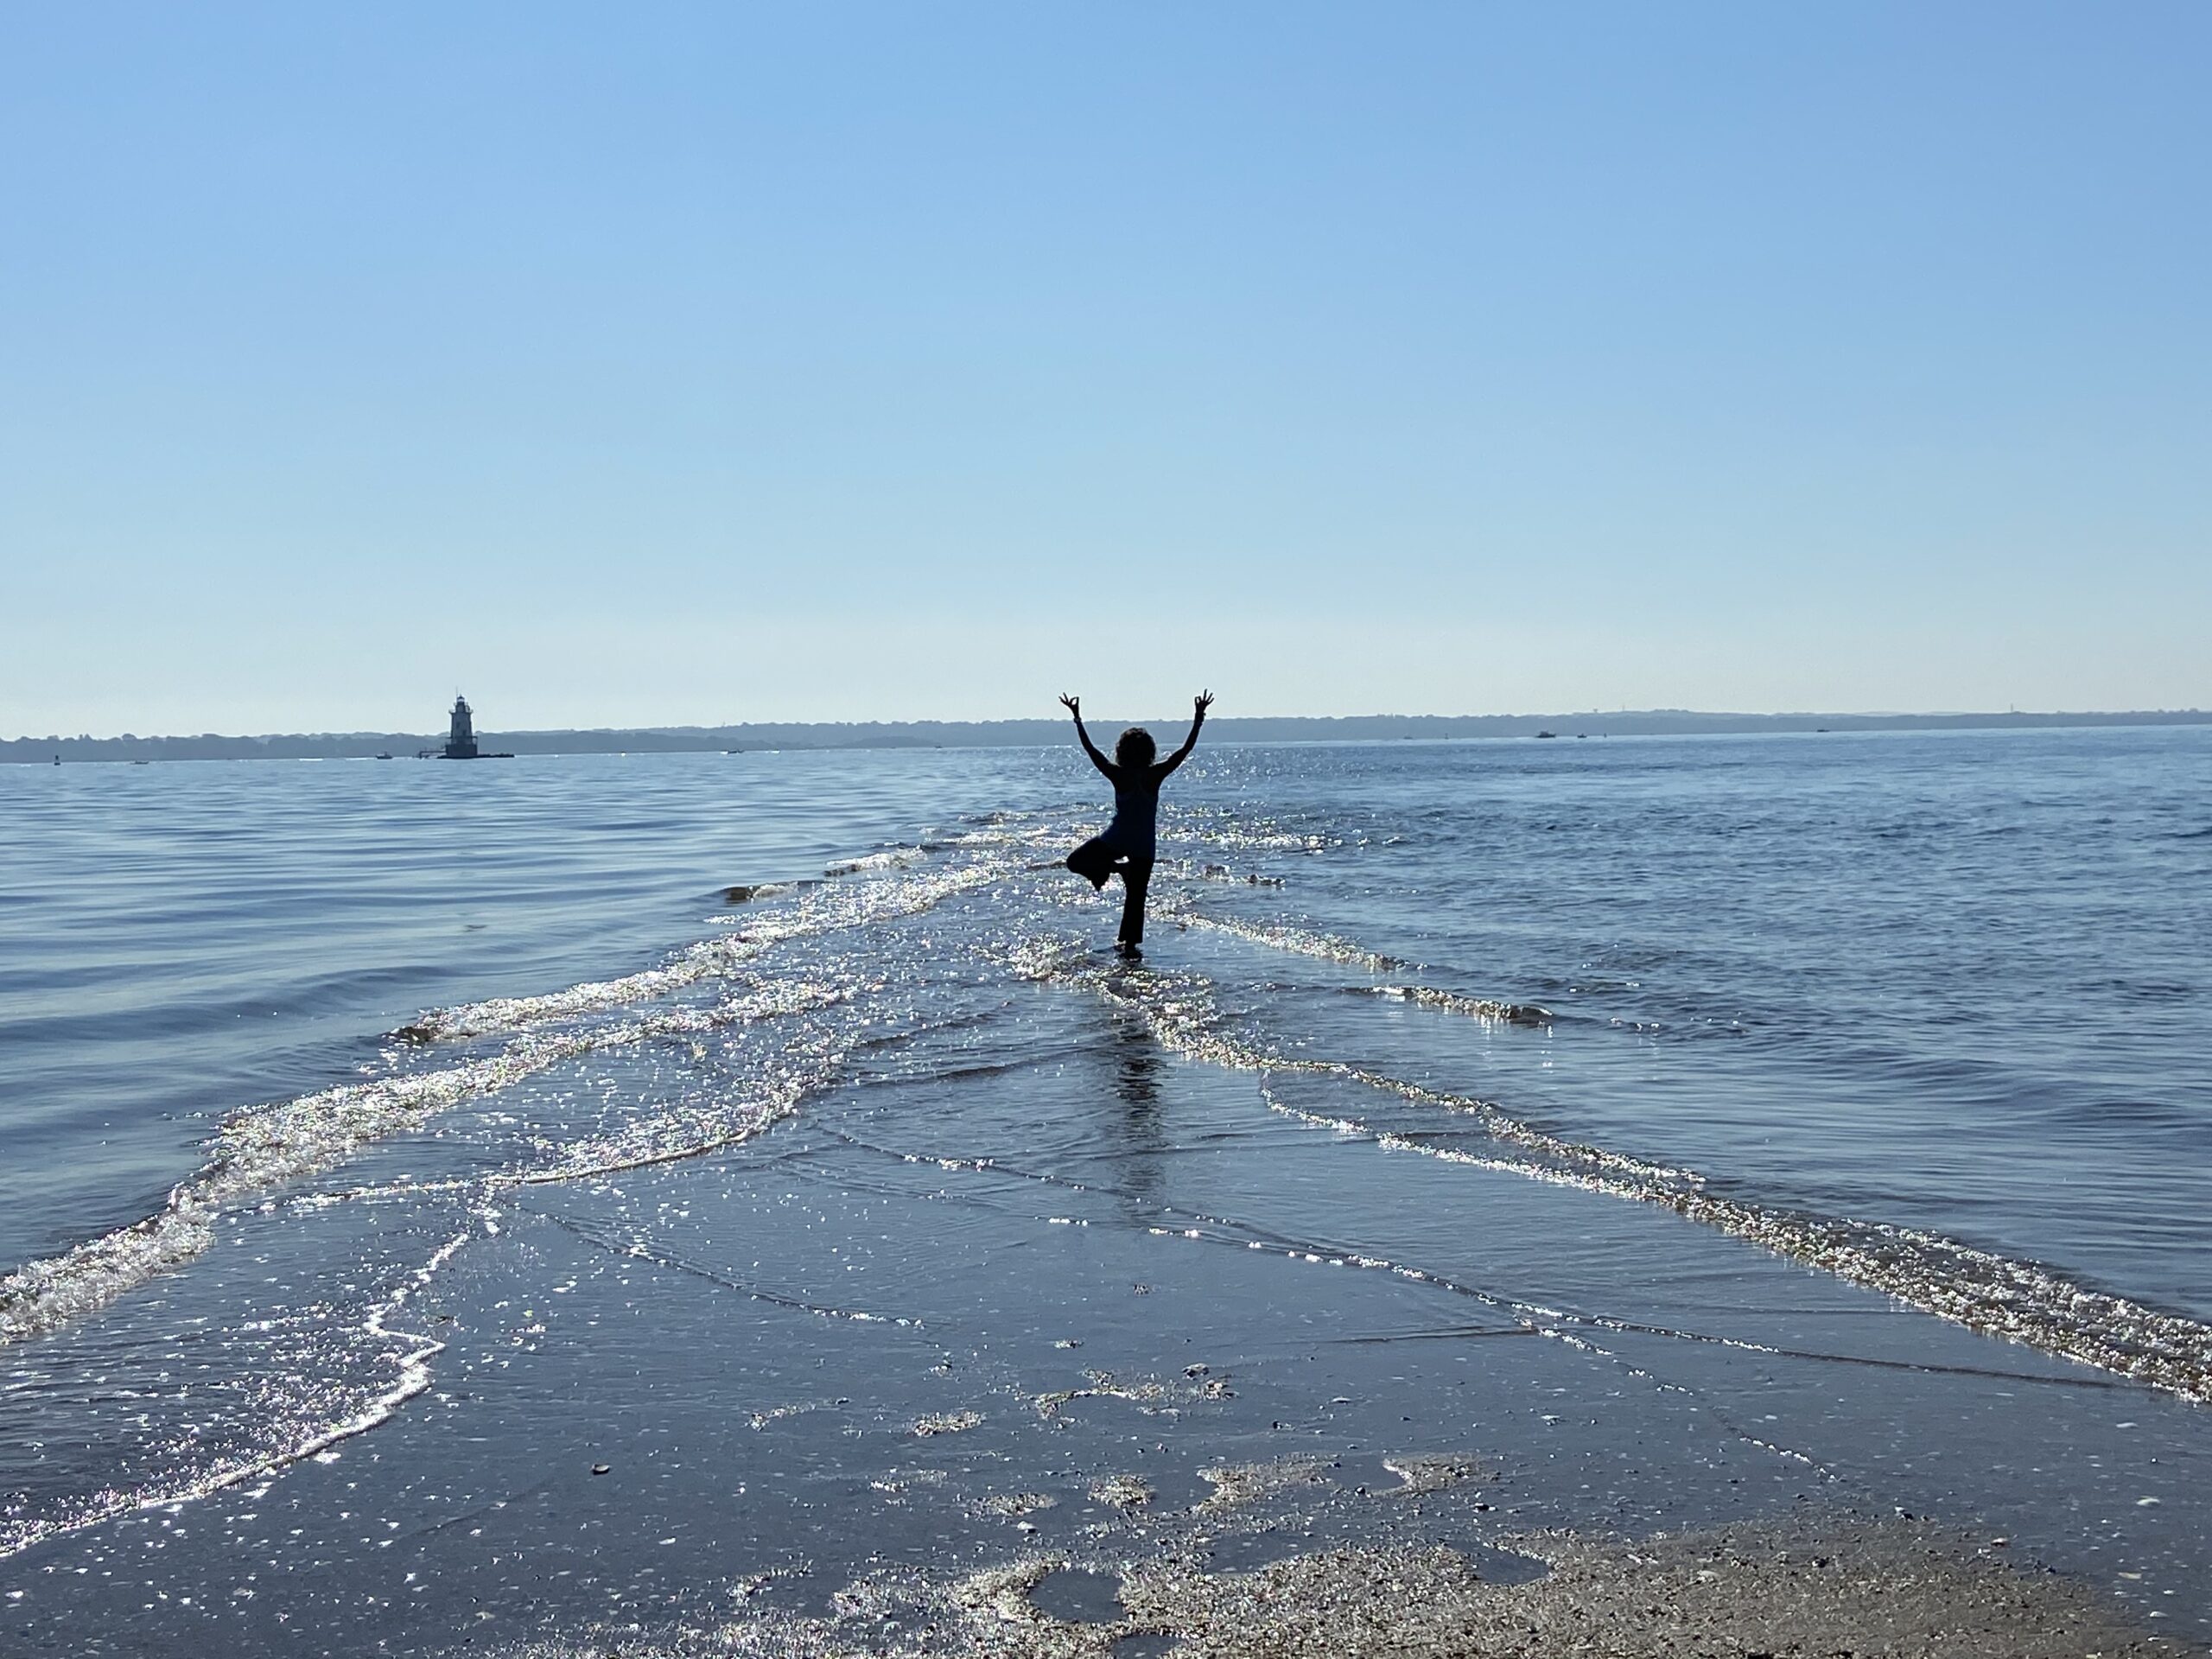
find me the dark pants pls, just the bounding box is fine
[1067,837,1155,945]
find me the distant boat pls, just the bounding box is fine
[1534,730,1558,740]
[376,752,393,760]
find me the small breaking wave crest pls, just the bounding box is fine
[1174,804,1341,855]
[1268,1089,2212,1405]
[1160,905,1413,973]
[1006,930,2212,1405]
[1357,982,1555,1027]
[0,1216,481,1560]
[3,847,1021,1355]
[401,852,1012,1043]
[0,979,845,1349]
[1002,936,1683,1188]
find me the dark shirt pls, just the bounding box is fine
[1101,766,1166,858]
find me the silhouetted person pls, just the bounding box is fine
[1060,691,1212,957]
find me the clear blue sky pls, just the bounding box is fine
[3,3,2206,735]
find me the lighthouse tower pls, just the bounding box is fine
[443,695,480,760]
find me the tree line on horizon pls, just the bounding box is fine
[5,709,2207,764]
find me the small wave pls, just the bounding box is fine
[1014,936,2212,1405]
[400,855,1008,1043]
[0,1214,480,1560]
[1167,809,1336,858]
[1358,983,1554,1027]
[715,881,798,905]
[394,942,764,1041]
[518,1057,830,1187]
[1181,826,1336,854]
[1164,907,1412,973]
[1009,942,1676,1186]
[1160,906,1550,1023]
[4,834,1007,1353]
[0,981,844,1350]
[824,849,922,876]
[1287,1094,2212,1405]
[923,823,1071,853]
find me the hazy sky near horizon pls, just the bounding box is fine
[3,3,2207,736]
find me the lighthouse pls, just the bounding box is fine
[443,695,480,760]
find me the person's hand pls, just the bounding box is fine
[1193,690,1214,719]
[1059,694,1081,717]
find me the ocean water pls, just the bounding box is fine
[2,728,2209,1650]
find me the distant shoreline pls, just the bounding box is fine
[5,709,2206,764]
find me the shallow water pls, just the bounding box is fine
[2,729,2208,1648]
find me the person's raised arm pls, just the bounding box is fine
[1060,694,1114,777]
[1154,690,1214,778]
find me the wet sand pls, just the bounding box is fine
[486,1516,2190,1657]
[1109,1520,2187,1659]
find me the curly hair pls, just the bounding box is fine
[1114,727,1156,767]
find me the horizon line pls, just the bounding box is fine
[6,706,2209,751]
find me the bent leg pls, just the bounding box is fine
[1117,855,1154,945]
[1067,836,1119,891]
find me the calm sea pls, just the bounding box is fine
[3,728,2209,1642]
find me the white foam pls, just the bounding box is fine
[1160,906,1411,973]
[0,980,848,1350]
[1024,925,2212,1405]
[0,1213,482,1560]
[403,853,1010,1042]
[4,848,1023,1352]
